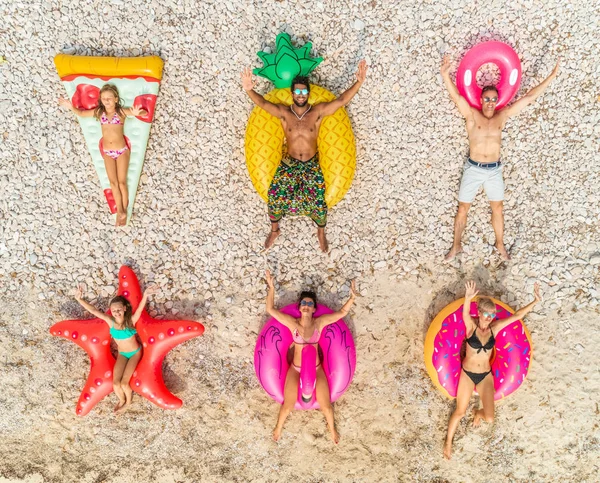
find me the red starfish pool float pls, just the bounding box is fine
[50,265,204,416]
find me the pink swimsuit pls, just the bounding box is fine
[292,327,321,372]
[100,111,128,159]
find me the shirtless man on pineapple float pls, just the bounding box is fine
[241,60,367,252]
[441,55,559,261]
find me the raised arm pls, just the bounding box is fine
[58,97,95,118]
[317,280,358,329]
[316,60,367,117]
[440,55,475,120]
[265,270,297,329]
[74,285,113,325]
[492,283,542,332]
[241,67,284,118]
[462,281,479,333]
[502,61,559,118]
[131,285,158,325]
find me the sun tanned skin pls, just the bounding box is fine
[443,280,542,460]
[58,93,147,226]
[74,284,158,413]
[441,55,559,261]
[265,270,357,444]
[241,60,367,252]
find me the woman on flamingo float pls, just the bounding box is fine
[265,270,357,444]
[444,280,541,459]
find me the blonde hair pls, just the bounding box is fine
[477,297,496,314]
[94,84,125,120]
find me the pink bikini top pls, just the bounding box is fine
[100,111,122,125]
[292,327,320,345]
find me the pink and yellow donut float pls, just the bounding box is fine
[424,298,532,401]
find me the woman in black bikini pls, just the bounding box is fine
[443,280,541,460]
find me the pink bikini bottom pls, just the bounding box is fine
[103,145,128,160]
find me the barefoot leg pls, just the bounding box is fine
[315,366,338,444]
[264,222,280,250]
[445,202,470,260]
[273,366,299,441]
[116,149,131,226]
[102,152,126,226]
[317,227,328,253]
[116,348,142,414]
[444,369,475,459]
[112,354,128,411]
[473,372,495,426]
[490,201,510,260]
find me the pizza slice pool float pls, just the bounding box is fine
[54,54,163,224]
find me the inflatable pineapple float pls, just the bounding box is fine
[245,33,356,208]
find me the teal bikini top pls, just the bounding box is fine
[110,325,137,339]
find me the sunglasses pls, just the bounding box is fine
[483,97,498,103]
[293,89,309,96]
[300,300,314,307]
[482,312,497,318]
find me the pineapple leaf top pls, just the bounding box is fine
[253,33,323,89]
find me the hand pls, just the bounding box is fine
[440,55,451,76]
[551,60,560,77]
[349,280,358,298]
[265,270,275,289]
[130,105,144,116]
[464,280,479,301]
[74,284,84,301]
[144,284,159,297]
[533,282,542,303]
[356,59,367,84]
[241,67,257,91]
[58,97,72,109]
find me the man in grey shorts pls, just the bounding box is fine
[441,55,559,260]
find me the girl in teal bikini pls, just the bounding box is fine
[75,284,158,413]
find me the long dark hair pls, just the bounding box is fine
[297,290,317,310]
[94,84,125,120]
[110,295,133,328]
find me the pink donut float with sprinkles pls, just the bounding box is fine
[424,298,532,401]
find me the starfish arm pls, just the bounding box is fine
[132,313,205,409]
[118,266,142,310]
[50,318,115,416]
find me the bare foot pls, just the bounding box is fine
[264,228,280,250]
[115,401,131,414]
[272,426,282,442]
[113,400,126,413]
[328,425,340,445]
[494,243,511,261]
[445,245,463,261]
[443,441,452,460]
[472,407,482,427]
[116,212,127,226]
[317,229,328,253]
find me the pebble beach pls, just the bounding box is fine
[1,1,599,482]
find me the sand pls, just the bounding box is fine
[1,0,599,481]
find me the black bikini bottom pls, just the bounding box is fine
[462,367,492,386]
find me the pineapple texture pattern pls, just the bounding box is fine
[245,85,356,208]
